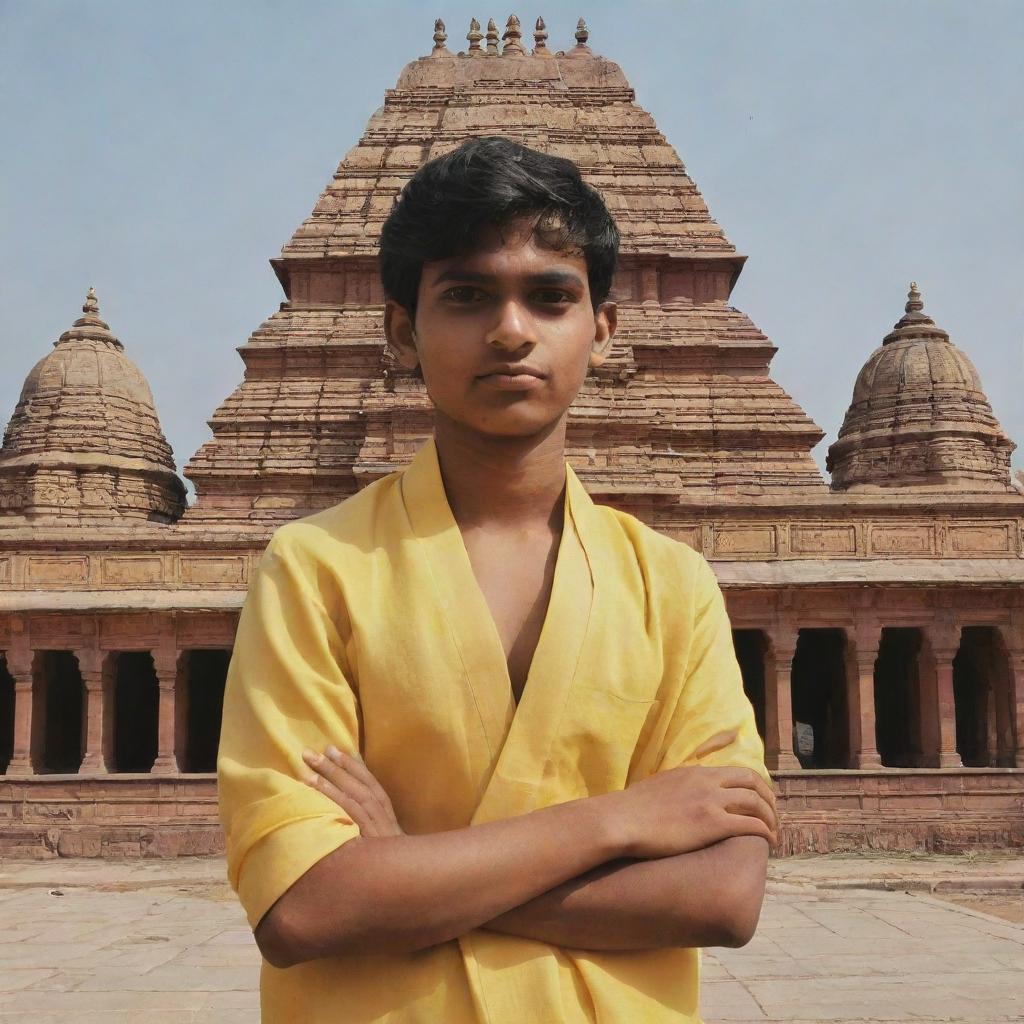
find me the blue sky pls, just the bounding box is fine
[2,0,1022,498]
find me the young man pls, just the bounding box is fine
[218,137,778,1023]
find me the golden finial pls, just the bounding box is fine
[533,15,551,55]
[907,281,923,314]
[575,16,591,50]
[83,287,99,316]
[432,18,449,54]
[502,14,525,55]
[485,18,500,54]
[467,17,483,54]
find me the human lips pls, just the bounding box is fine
[476,364,546,391]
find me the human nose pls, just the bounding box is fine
[484,299,535,353]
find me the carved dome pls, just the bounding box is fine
[0,289,186,522]
[827,283,1015,492]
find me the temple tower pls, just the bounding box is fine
[0,289,186,522]
[828,283,1016,492]
[183,17,826,524]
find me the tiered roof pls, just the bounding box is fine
[184,16,826,523]
[828,284,1016,492]
[0,289,186,522]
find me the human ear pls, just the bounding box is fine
[383,300,421,371]
[588,301,618,368]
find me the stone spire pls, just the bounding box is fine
[0,290,186,521]
[431,18,450,56]
[485,18,500,55]
[532,16,551,55]
[567,16,591,55]
[883,281,946,342]
[188,21,831,521]
[827,283,1015,492]
[502,14,525,55]
[466,17,483,55]
[60,287,122,350]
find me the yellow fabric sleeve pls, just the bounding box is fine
[658,554,771,786]
[217,526,363,931]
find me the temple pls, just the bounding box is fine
[1,18,1021,857]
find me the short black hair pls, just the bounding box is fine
[378,137,619,318]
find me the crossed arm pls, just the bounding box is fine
[254,743,776,968]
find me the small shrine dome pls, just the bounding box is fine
[0,289,186,522]
[827,283,1016,492]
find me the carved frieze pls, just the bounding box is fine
[790,524,857,555]
[179,556,248,586]
[869,525,935,556]
[101,557,164,586]
[713,525,778,557]
[948,523,1013,555]
[26,556,90,587]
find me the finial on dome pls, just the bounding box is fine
[885,279,943,342]
[66,286,116,342]
[485,18,500,54]
[467,17,483,54]
[431,18,450,55]
[502,14,525,54]
[575,16,590,48]
[533,15,551,55]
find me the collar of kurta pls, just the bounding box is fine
[400,436,600,825]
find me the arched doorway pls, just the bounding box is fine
[791,629,849,768]
[874,628,925,767]
[112,652,159,772]
[954,627,1013,767]
[732,630,767,741]
[0,655,14,773]
[183,649,231,772]
[34,651,84,773]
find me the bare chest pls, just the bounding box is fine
[463,530,560,703]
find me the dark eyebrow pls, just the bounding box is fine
[430,268,585,289]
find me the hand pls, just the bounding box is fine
[600,729,779,859]
[301,746,405,838]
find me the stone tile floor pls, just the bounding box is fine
[0,854,1020,1023]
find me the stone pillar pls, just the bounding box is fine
[79,654,109,774]
[640,264,659,306]
[846,625,883,768]
[764,628,800,770]
[1003,643,1024,770]
[5,652,35,775]
[152,654,180,774]
[926,625,963,769]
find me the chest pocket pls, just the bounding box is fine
[547,687,662,800]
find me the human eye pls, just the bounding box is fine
[532,288,575,307]
[441,285,488,304]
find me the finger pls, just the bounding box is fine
[722,811,776,847]
[322,748,392,831]
[720,767,779,821]
[720,786,777,838]
[302,748,379,823]
[327,748,396,818]
[303,765,379,836]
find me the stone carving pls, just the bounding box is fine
[714,526,778,555]
[790,525,857,555]
[179,556,247,586]
[25,556,89,586]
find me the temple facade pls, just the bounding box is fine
[1,17,1021,858]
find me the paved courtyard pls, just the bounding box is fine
[0,855,1020,1023]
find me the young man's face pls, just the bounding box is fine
[384,220,617,440]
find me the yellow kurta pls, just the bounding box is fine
[218,437,769,1024]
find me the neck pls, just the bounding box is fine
[433,412,568,529]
